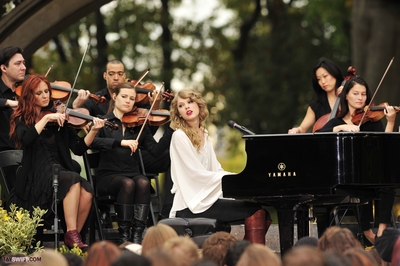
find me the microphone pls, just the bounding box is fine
[52,164,60,188]
[227,120,256,135]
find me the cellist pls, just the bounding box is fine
[288,59,343,134]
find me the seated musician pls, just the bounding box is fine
[168,88,272,245]
[8,74,104,249]
[316,76,396,244]
[90,82,174,245]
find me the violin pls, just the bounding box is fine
[122,106,170,127]
[15,80,106,104]
[39,100,118,130]
[312,66,357,133]
[127,79,174,105]
[351,102,400,125]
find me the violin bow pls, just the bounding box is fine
[358,57,394,127]
[132,69,151,89]
[44,65,54,77]
[60,43,90,130]
[131,82,164,156]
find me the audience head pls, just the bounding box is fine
[224,240,252,266]
[141,223,178,256]
[144,248,178,266]
[201,231,237,266]
[34,249,68,266]
[282,246,325,266]
[236,244,281,266]
[343,248,378,266]
[162,236,200,266]
[62,253,83,266]
[323,250,352,266]
[295,236,318,248]
[82,241,122,266]
[318,226,362,254]
[110,250,150,266]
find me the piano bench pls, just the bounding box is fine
[158,217,231,248]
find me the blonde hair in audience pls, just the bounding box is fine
[236,244,281,266]
[141,223,178,256]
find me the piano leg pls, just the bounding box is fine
[276,208,295,255]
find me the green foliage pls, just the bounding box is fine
[57,244,87,259]
[0,204,47,256]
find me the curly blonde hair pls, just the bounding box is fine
[170,89,209,152]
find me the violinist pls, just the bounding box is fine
[8,74,105,249]
[0,46,26,151]
[90,82,174,245]
[316,76,396,244]
[288,59,343,134]
[72,60,169,172]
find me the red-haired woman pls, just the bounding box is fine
[9,74,104,249]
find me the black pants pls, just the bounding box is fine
[359,188,395,231]
[176,199,269,224]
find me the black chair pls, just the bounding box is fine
[0,150,22,207]
[84,148,162,243]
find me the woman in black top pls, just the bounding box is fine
[91,82,173,245]
[9,74,104,249]
[317,76,396,244]
[288,59,344,134]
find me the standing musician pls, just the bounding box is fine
[8,74,105,249]
[288,59,344,134]
[168,89,272,245]
[90,82,174,245]
[316,76,396,244]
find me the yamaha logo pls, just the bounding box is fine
[268,162,296,177]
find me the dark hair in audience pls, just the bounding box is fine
[63,253,83,266]
[224,240,252,266]
[295,236,318,247]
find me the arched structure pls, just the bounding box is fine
[0,0,112,57]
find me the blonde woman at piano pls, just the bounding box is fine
[316,76,396,244]
[168,89,272,245]
[288,59,344,134]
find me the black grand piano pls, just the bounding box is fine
[222,132,400,254]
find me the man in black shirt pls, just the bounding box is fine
[0,46,26,201]
[0,46,26,151]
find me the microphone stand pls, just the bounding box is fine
[53,166,59,249]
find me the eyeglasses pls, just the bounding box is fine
[107,71,125,77]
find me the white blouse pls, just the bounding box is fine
[169,129,233,217]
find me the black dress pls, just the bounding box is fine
[90,112,173,196]
[9,120,93,221]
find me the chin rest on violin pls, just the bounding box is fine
[122,106,170,127]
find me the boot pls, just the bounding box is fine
[64,229,88,250]
[244,209,266,245]
[132,204,150,244]
[114,203,134,245]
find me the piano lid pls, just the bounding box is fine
[222,132,400,199]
